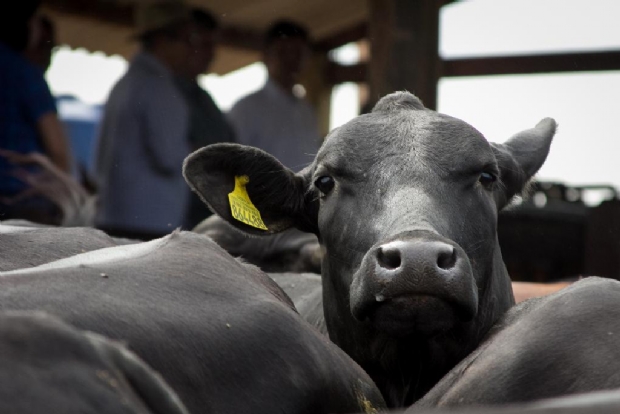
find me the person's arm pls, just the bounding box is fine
[0,149,92,226]
[36,112,72,173]
[23,64,73,173]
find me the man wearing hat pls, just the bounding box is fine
[174,7,237,229]
[95,0,196,240]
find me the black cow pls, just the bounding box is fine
[182,91,569,407]
[0,311,188,414]
[414,277,620,407]
[403,389,620,414]
[269,272,325,333]
[0,231,385,414]
[0,222,127,271]
[194,214,322,273]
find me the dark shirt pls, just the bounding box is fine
[175,77,235,149]
[0,42,57,195]
[174,77,235,229]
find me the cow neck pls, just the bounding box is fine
[321,259,467,407]
[320,240,515,408]
[477,242,516,333]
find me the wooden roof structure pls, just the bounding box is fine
[32,0,620,283]
[39,0,620,132]
[41,0,620,78]
[40,0,370,75]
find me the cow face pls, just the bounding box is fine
[184,92,555,382]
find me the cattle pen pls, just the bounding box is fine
[3,1,620,412]
[37,0,620,282]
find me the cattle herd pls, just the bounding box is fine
[1,92,620,413]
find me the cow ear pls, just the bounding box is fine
[183,143,318,235]
[492,118,557,209]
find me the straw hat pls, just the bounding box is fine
[133,0,191,38]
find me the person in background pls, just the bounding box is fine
[0,3,73,224]
[94,0,195,240]
[227,20,320,172]
[23,14,55,73]
[176,7,235,229]
[26,16,102,195]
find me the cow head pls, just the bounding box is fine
[184,92,556,405]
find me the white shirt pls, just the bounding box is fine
[228,78,321,171]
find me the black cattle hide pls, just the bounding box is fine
[0,311,189,414]
[415,277,620,407]
[194,214,321,273]
[0,231,385,414]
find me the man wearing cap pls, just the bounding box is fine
[175,7,236,229]
[227,20,320,172]
[95,1,195,240]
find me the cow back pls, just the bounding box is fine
[0,231,385,414]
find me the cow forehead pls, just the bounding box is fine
[318,109,494,175]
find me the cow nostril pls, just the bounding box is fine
[437,247,457,270]
[377,246,401,270]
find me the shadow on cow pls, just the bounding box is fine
[0,311,189,414]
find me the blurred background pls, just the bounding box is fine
[6,0,620,281]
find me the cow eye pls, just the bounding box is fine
[314,176,335,195]
[479,171,497,187]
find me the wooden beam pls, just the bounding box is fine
[42,0,133,26]
[325,50,620,85]
[367,0,441,109]
[314,23,367,52]
[42,0,366,54]
[41,0,264,51]
[443,51,620,77]
[218,26,263,51]
[300,53,333,138]
[325,62,366,85]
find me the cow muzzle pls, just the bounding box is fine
[349,230,478,337]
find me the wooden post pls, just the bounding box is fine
[367,0,441,109]
[584,199,620,279]
[300,52,332,138]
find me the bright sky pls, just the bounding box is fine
[438,0,620,191]
[46,0,620,190]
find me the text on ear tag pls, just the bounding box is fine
[228,175,268,230]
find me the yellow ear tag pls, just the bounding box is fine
[228,175,268,230]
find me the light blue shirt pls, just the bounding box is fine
[228,78,320,172]
[94,51,190,234]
